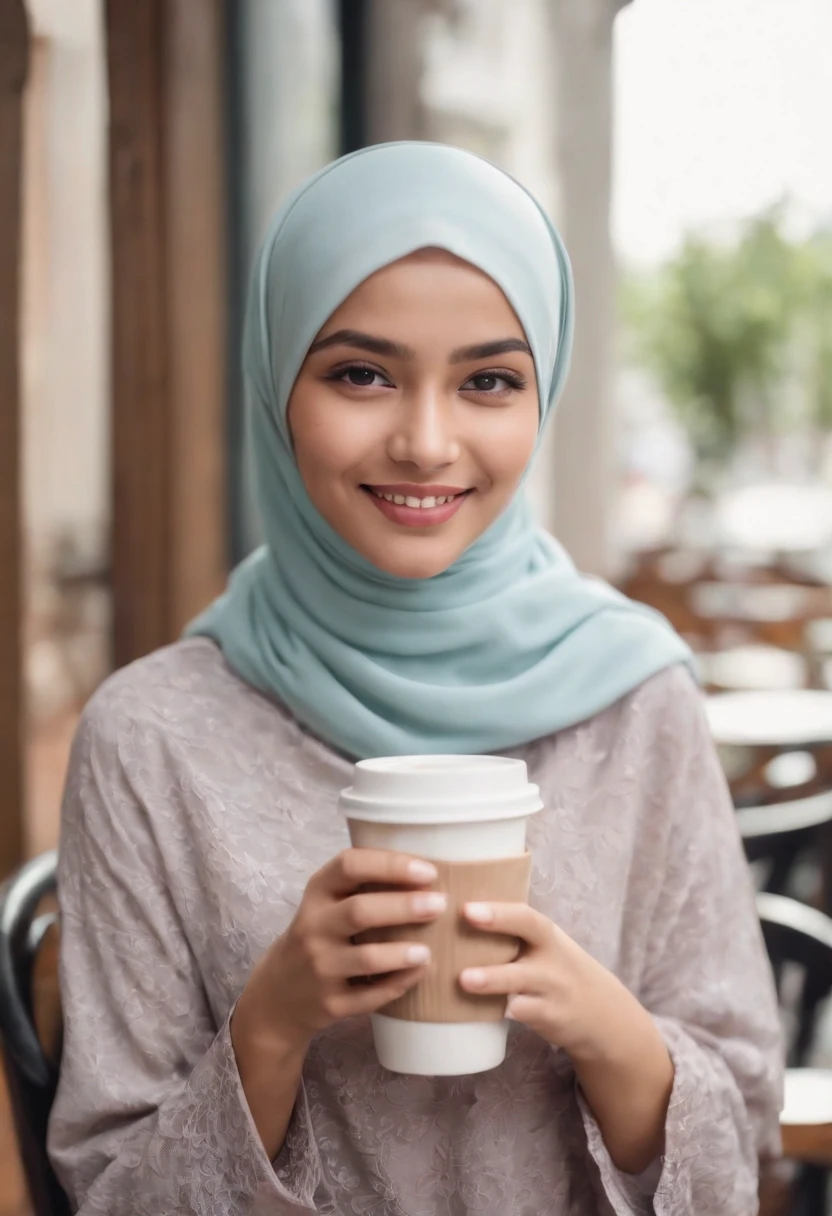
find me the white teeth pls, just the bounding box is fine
[371,490,460,507]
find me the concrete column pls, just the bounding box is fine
[365,0,433,144]
[546,0,630,575]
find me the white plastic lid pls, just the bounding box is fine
[338,755,543,825]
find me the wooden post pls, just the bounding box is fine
[106,0,228,669]
[0,0,29,877]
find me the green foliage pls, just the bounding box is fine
[799,231,832,431]
[621,208,831,467]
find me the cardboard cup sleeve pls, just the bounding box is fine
[358,852,532,1023]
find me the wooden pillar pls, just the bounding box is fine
[106,0,228,669]
[0,0,29,877]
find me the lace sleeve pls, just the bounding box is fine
[581,672,784,1216]
[46,687,321,1215]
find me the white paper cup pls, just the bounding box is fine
[338,755,542,1075]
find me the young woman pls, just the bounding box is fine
[48,142,782,1215]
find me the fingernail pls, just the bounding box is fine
[412,891,448,915]
[407,944,431,964]
[465,902,493,924]
[408,860,438,882]
[461,968,486,989]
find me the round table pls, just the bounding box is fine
[691,582,832,653]
[706,690,832,751]
[782,1068,832,1161]
[715,483,832,556]
[692,582,830,626]
[697,645,807,693]
[708,691,832,914]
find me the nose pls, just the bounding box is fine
[386,385,460,471]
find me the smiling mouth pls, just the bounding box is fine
[360,485,474,527]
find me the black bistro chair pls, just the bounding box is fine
[758,892,832,1216]
[738,789,832,907]
[0,850,71,1216]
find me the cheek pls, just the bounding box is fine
[295,430,350,485]
[480,411,539,487]
[289,390,367,486]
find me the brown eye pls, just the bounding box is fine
[462,370,526,394]
[327,364,392,388]
[346,367,377,387]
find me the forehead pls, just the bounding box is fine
[321,248,526,338]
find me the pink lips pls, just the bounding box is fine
[363,484,472,528]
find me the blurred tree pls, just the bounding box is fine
[621,208,802,480]
[800,231,832,437]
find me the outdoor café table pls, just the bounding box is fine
[697,645,808,694]
[706,690,832,754]
[715,483,832,558]
[780,1069,832,1164]
[690,582,832,650]
[777,1067,832,1214]
[706,690,832,910]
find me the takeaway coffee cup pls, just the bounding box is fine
[338,755,542,1076]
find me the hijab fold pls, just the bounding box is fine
[187,143,690,759]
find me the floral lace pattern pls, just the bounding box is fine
[47,640,783,1214]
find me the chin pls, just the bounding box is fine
[361,542,460,581]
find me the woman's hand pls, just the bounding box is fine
[238,847,447,1052]
[460,902,674,1175]
[459,901,624,1054]
[230,847,445,1161]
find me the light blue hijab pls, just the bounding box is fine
[188,142,690,759]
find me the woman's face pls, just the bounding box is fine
[288,249,540,579]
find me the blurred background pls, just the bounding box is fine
[2,1,832,1212]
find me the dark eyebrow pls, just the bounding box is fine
[450,338,533,363]
[306,329,533,365]
[307,329,414,360]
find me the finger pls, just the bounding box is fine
[318,848,438,896]
[329,966,428,1019]
[332,940,432,979]
[505,994,550,1029]
[326,888,448,939]
[463,901,555,948]
[458,961,548,997]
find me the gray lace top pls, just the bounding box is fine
[47,639,783,1215]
